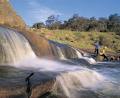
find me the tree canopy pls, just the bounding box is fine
[32,13,120,35]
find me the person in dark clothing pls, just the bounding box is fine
[25,73,34,98]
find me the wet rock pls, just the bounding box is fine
[0,66,56,98]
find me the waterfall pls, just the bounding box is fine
[52,69,105,98]
[56,46,66,60]
[0,26,114,98]
[49,40,96,65]
[13,57,120,98]
[15,57,105,98]
[74,48,96,64]
[0,26,36,64]
[75,49,82,58]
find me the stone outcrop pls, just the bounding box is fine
[0,0,55,58]
[0,0,26,28]
[0,66,56,98]
[0,80,55,98]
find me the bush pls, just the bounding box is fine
[99,35,112,47]
[112,41,120,51]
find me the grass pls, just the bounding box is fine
[1,23,119,55]
[35,28,120,53]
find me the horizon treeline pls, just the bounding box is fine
[32,13,120,35]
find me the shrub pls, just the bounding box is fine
[99,35,112,47]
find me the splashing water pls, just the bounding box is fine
[56,46,66,60]
[75,48,96,64]
[0,26,35,64]
[0,26,120,98]
[13,57,109,98]
[52,70,105,98]
[75,49,82,58]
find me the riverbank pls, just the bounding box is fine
[34,29,120,53]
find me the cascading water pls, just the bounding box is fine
[49,40,96,65]
[0,26,120,98]
[52,69,105,98]
[56,46,66,60]
[0,26,36,64]
[74,48,96,64]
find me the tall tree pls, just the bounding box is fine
[46,15,61,29]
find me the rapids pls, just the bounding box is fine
[0,26,120,98]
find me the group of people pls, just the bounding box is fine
[94,41,120,61]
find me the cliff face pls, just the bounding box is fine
[0,0,26,28]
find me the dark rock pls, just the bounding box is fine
[0,66,56,98]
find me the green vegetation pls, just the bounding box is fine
[0,0,119,55]
[35,29,120,53]
[32,14,120,53]
[32,14,120,35]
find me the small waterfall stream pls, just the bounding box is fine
[0,26,36,64]
[53,69,105,98]
[0,26,120,98]
[56,46,66,60]
[73,47,96,64]
[49,40,96,64]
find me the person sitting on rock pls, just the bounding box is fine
[100,46,108,61]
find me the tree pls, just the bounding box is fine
[98,17,108,32]
[46,15,61,29]
[108,14,120,34]
[63,14,89,31]
[32,22,45,29]
[109,13,120,23]
[46,15,56,26]
[87,17,98,31]
[33,13,120,34]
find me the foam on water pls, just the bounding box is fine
[56,46,66,60]
[14,57,85,72]
[13,57,106,98]
[75,48,96,64]
[0,26,36,64]
[1,26,119,98]
[53,70,105,98]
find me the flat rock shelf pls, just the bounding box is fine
[0,66,55,98]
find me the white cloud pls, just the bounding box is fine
[27,1,62,23]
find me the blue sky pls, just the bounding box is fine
[9,0,120,26]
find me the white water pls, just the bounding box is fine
[75,48,96,64]
[14,57,106,98]
[53,70,105,98]
[0,26,35,64]
[56,46,66,60]
[0,26,117,98]
[54,45,96,64]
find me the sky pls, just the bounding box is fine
[9,0,120,26]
